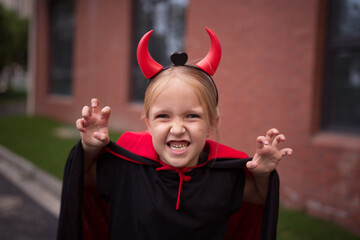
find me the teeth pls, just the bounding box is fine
[169,143,187,151]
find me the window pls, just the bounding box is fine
[130,0,188,102]
[48,0,75,95]
[322,0,360,133]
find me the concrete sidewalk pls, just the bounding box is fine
[0,144,61,239]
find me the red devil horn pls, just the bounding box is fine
[196,28,222,76]
[137,30,164,79]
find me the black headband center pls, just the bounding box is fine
[171,52,188,66]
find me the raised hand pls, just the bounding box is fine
[76,98,111,151]
[246,128,293,176]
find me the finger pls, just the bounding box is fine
[272,134,286,147]
[246,160,257,169]
[91,98,100,114]
[76,118,87,133]
[256,136,268,150]
[93,131,109,144]
[82,106,91,121]
[266,128,279,143]
[279,148,293,157]
[101,106,111,120]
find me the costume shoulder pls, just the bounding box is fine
[103,131,159,164]
[205,139,252,168]
[206,139,249,159]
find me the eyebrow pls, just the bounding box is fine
[150,107,204,115]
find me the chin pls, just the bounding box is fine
[164,157,192,168]
[167,161,188,168]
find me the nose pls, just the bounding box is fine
[170,121,186,135]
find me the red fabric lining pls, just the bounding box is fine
[116,132,159,161]
[225,201,264,240]
[104,147,155,166]
[82,186,110,240]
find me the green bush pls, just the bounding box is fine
[0,2,28,72]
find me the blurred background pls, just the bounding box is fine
[0,0,359,239]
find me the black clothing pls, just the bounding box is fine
[57,132,279,240]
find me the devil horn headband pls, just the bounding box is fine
[137,27,222,79]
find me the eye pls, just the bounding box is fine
[187,114,200,119]
[155,114,169,119]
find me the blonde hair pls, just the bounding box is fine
[143,66,219,128]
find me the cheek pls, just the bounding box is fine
[189,123,210,138]
[149,123,169,140]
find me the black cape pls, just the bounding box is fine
[57,132,279,240]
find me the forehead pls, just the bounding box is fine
[151,79,202,109]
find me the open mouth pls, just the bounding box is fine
[167,141,190,153]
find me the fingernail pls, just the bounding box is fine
[92,101,97,107]
[264,140,269,145]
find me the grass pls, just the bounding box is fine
[278,207,359,240]
[0,114,359,239]
[0,115,122,179]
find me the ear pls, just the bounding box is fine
[213,116,220,129]
[145,118,151,132]
[208,116,220,137]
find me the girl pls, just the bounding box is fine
[57,28,292,240]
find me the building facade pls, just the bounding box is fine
[31,0,360,235]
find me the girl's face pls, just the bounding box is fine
[146,79,211,168]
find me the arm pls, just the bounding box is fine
[243,128,292,204]
[75,98,111,186]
